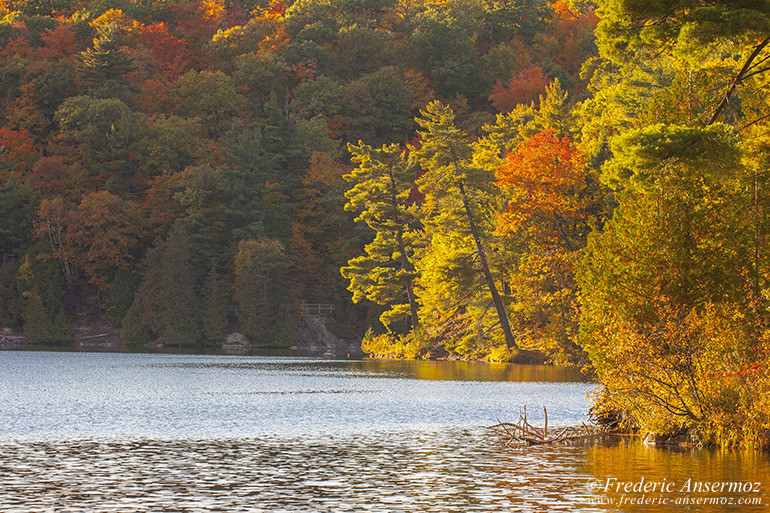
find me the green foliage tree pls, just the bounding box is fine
[413,101,517,350]
[80,24,134,100]
[165,70,246,137]
[18,254,73,344]
[341,141,421,330]
[408,9,477,97]
[0,180,39,256]
[54,95,142,192]
[234,238,292,346]
[122,223,201,347]
[201,260,229,346]
[0,260,25,330]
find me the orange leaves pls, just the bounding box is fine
[489,66,548,113]
[68,191,143,281]
[137,22,191,80]
[33,193,145,289]
[496,131,588,246]
[0,127,37,179]
[36,23,79,60]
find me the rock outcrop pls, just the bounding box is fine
[223,332,251,355]
[294,314,363,356]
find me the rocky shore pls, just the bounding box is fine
[0,314,362,356]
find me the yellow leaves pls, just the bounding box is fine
[212,26,244,45]
[199,0,225,22]
[89,9,141,34]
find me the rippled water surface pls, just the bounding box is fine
[0,352,768,512]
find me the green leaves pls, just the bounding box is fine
[603,123,741,189]
[342,140,420,330]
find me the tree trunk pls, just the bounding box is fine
[396,230,420,329]
[457,180,518,350]
[707,38,769,126]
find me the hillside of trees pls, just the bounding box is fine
[0,0,597,348]
[2,0,770,447]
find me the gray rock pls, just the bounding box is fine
[295,314,363,356]
[223,332,251,354]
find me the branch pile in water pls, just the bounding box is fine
[488,405,609,446]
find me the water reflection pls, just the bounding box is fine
[0,352,766,512]
[580,439,770,512]
[155,357,590,383]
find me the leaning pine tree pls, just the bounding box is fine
[413,101,518,351]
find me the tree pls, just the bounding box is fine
[80,24,134,100]
[165,70,246,137]
[234,238,292,346]
[18,254,73,344]
[54,96,142,192]
[341,141,421,330]
[201,260,228,346]
[489,66,548,113]
[123,223,201,347]
[414,101,518,350]
[595,0,770,127]
[578,123,765,444]
[0,180,39,256]
[66,191,144,292]
[496,131,602,363]
[408,8,477,97]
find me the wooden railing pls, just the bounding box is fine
[305,303,335,317]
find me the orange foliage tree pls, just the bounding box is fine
[496,131,602,364]
[496,130,592,247]
[489,66,548,113]
[66,191,144,291]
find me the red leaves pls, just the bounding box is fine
[489,66,548,113]
[0,127,37,179]
[137,22,192,80]
[496,131,588,245]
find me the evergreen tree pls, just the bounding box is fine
[413,101,518,350]
[80,24,134,100]
[234,238,292,346]
[18,255,73,344]
[154,224,200,347]
[341,141,421,330]
[201,260,229,346]
[122,223,201,348]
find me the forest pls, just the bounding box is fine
[0,0,769,447]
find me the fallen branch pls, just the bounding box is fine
[487,405,612,446]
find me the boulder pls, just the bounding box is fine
[223,332,251,355]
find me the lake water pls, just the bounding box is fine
[0,351,768,512]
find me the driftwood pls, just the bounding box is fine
[488,405,610,446]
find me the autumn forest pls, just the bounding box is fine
[1,0,769,447]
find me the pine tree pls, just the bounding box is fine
[413,101,518,350]
[201,260,229,346]
[341,141,421,330]
[81,24,134,99]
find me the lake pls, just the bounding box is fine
[0,351,767,511]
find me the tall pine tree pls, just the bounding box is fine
[341,141,421,330]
